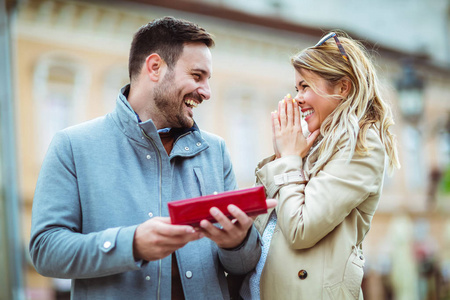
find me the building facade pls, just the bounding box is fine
[11,0,450,299]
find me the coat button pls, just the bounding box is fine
[298,269,307,280]
[145,275,151,281]
[184,147,189,151]
[103,241,112,249]
[185,271,193,279]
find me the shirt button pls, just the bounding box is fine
[103,241,112,249]
[196,142,202,147]
[145,275,151,281]
[148,212,153,218]
[184,147,189,151]
[298,269,307,280]
[185,271,193,279]
[146,155,151,159]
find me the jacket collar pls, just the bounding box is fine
[110,84,209,157]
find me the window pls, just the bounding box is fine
[223,85,267,185]
[33,54,89,162]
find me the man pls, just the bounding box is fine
[29,16,267,299]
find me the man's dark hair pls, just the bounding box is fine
[128,16,214,82]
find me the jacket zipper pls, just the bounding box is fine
[141,128,163,300]
[171,131,191,153]
[141,129,193,299]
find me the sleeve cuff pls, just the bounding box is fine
[218,225,261,274]
[221,225,255,251]
[256,155,305,198]
[111,225,142,269]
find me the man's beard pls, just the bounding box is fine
[153,70,194,129]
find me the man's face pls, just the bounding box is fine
[153,43,212,129]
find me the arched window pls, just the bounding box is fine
[33,54,89,162]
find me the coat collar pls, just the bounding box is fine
[110,84,209,157]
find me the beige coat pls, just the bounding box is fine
[254,127,386,300]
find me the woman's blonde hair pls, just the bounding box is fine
[291,31,400,175]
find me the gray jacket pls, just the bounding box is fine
[29,86,261,299]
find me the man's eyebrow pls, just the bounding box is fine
[192,68,211,79]
[297,80,305,86]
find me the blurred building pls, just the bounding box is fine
[7,0,450,299]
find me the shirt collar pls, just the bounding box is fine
[121,84,199,136]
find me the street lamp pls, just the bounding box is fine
[396,61,425,123]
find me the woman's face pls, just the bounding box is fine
[293,70,341,133]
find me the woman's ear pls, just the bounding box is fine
[144,53,165,82]
[338,78,352,98]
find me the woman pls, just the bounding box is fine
[240,32,400,299]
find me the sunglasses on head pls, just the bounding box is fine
[314,32,349,62]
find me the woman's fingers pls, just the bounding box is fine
[300,129,320,158]
[293,96,301,129]
[271,111,281,158]
[307,130,320,147]
[271,93,314,158]
[279,94,297,129]
[278,98,287,128]
[285,94,293,126]
[272,111,280,133]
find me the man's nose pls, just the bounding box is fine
[198,80,211,100]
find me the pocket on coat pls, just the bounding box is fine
[325,246,365,300]
[343,246,365,299]
[193,167,206,196]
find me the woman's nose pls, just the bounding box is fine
[294,94,304,104]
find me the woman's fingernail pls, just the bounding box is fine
[287,93,291,98]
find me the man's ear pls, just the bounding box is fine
[144,53,165,82]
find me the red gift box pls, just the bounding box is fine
[168,186,267,226]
